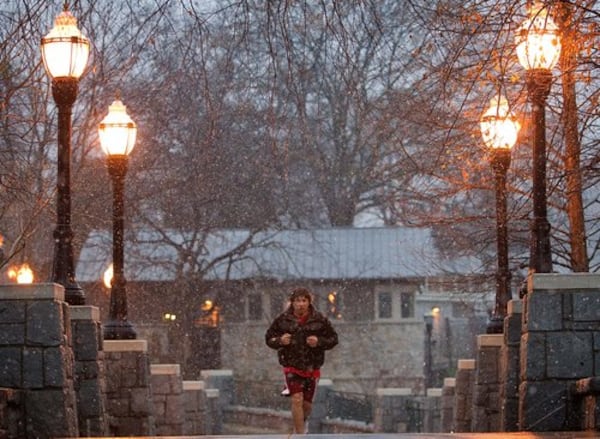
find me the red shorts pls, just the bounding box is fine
[284,372,318,403]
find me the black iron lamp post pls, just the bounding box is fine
[423,313,434,389]
[515,2,561,278]
[41,4,90,305]
[99,97,138,340]
[480,96,520,334]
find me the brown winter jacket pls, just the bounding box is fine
[265,306,338,371]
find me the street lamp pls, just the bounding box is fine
[98,97,137,340]
[41,4,90,305]
[423,313,434,389]
[480,96,520,333]
[515,2,561,277]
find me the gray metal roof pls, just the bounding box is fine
[75,227,484,283]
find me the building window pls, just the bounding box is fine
[248,293,263,320]
[378,292,393,319]
[401,292,414,318]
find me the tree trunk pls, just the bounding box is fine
[556,1,589,272]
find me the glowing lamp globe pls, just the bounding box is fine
[515,2,561,71]
[480,96,520,150]
[98,99,137,157]
[41,8,90,79]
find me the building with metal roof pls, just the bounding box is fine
[76,226,495,393]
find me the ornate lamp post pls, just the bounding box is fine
[515,2,561,277]
[41,4,90,305]
[99,97,137,340]
[480,96,520,333]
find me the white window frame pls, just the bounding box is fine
[375,288,415,321]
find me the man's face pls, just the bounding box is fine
[292,296,310,315]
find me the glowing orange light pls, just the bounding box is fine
[8,264,34,284]
[515,2,561,71]
[201,300,213,311]
[481,95,520,150]
[103,264,113,288]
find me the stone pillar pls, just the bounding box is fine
[0,283,78,438]
[453,359,475,432]
[309,378,333,433]
[500,299,522,431]
[150,364,184,435]
[200,369,234,406]
[423,388,442,432]
[70,305,109,436]
[182,380,206,435]
[519,273,600,431]
[441,377,455,432]
[471,334,502,432]
[373,387,412,432]
[205,388,222,434]
[104,340,155,436]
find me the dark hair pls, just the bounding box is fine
[289,287,312,303]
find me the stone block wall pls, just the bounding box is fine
[0,283,78,438]
[500,299,522,431]
[104,339,155,436]
[309,378,333,433]
[471,334,502,432]
[205,388,222,434]
[182,380,207,435]
[373,387,412,432]
[201,369,234,406]
[150,364,184,435]
[520,273,600,431]
[453,359,475,432]
[440,377,455,432]
[423,388,442,432]
[70,305,108,436]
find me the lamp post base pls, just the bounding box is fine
[486,315,505,334]
[103,320,136,340]
[64,283,86,306]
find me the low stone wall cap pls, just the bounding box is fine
[507,299,523,314]
[531,273,600,291]
[103,339,148,352]
[0,283,64,301]
[477,334,504,347]
[457,359,476,369]
[443,378,456,387]
[150,364,181,375]
[183,381,205,390]
[427,388,443,397]
[70,305,100,321]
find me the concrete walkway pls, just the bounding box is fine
[87,432,600,438]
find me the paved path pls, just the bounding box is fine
[86,432,600,438]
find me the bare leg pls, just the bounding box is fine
[302,401,312,432]
[291,393,305,433]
